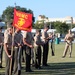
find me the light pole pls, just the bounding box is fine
[47,18,51,29]
[66,17,73,30]
[71,17,73,29]
[50,22,51,29]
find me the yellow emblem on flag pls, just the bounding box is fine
[17,18,25,27]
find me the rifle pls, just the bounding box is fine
[51,39,55,56]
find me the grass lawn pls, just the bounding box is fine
[0,42,75,75]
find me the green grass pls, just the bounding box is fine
[0,42,75,75]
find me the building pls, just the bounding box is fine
[38,15,74,24]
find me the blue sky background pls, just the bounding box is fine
[0,0,75,20]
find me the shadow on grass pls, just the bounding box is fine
[0,62,75,75]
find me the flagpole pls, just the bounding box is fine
[9,3,16,75]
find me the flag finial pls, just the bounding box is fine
[14,2,16,7]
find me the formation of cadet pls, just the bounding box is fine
[0,25,74,75]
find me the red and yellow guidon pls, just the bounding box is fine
[13,8,32,32]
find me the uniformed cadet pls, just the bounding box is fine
[62,29,74,58]
[34,29,43,69]
[0,27,4,68]
[23,31,34,72]
[13,28,23,75]
[4,26,13,75]
[42,25,50,66]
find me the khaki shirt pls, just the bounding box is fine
[42,31,49,43]
[4,29,9,37]
[4,33,12,50]
[14,32,23,47]
[65,34,73,44]
[0,32,4,44]
[23,31,33,45]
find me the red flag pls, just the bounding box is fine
[13,8,32,32]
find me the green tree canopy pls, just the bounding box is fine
[54,21,69,34]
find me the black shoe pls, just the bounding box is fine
[52,54,55,56]
[43,64,49,66]
[45,64,49,66]
[29,69,33,72]
[26,69,33,72]
[0,66,3,68]
[62,56,65,58]
[35,65,38,68]
[35,66,42,69]
[38,66,42,69]
[18,70,21,75]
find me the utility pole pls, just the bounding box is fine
[71,17,73,29]
[50,22,51,29]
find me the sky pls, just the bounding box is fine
[0,0,75,21]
